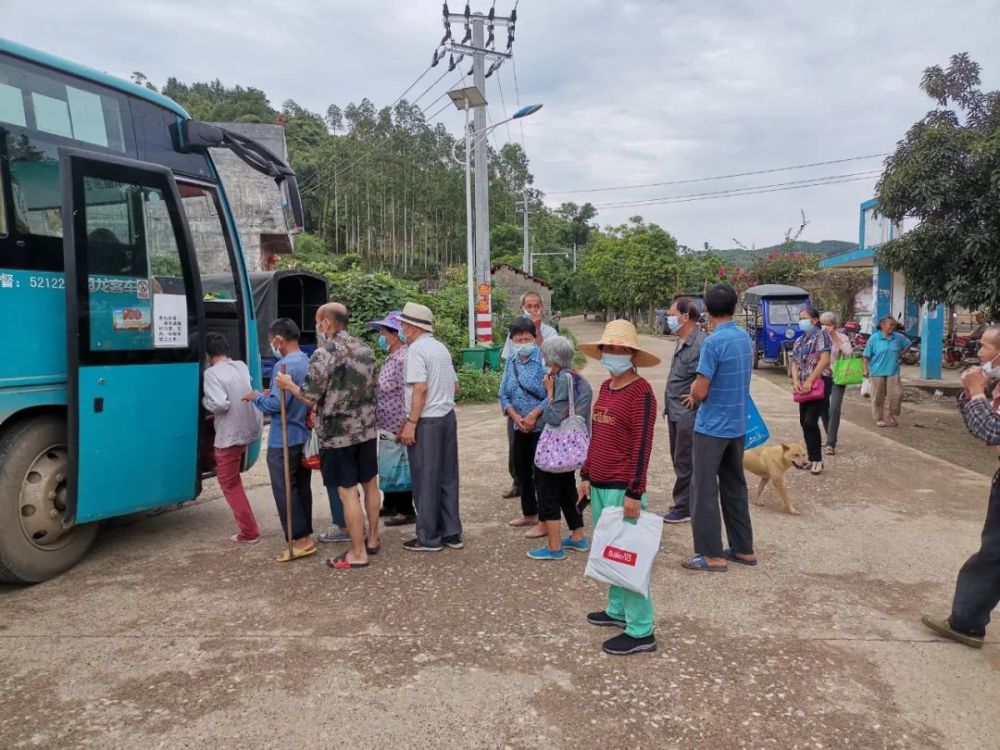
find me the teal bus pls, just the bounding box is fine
[0,39,304,583]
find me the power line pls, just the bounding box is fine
[511,57,526,152]
[546,153,889,196]
[587,172,880,210]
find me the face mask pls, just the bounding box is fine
[601,353,634,376]
[398,329,408,344]
[377,335,390,352]
[522,311,535,319]
[513,342,537,358]
[317,329,328,345]
[270,345,282,359]
[667,315,681,333]
[982,351,1000,376]
[798,319,813,332]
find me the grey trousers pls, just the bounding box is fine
[668,419,694,514]
[691,432,753,558]
[823,383,846,448]
[408,410,462,547]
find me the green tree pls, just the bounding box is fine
[876,52,1000,315]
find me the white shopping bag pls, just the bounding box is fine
[584,507,664,596]
[860,377,871,398]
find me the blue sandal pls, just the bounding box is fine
[681,554,728,572]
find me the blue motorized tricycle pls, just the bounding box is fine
[741,284,812,369]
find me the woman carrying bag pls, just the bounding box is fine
[527,336,594,561]
[820,311,857,456]
[366,311,416,527]
[790,307,832,475]
[577,320,660,656]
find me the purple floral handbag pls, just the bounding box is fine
[534,372,590,473]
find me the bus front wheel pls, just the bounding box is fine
[0,414,99,584]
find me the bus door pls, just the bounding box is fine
[59,149,204,524]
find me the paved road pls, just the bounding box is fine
[2,318,997,748]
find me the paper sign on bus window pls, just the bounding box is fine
[153,294,187,348]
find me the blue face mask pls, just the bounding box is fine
[513,342,537,358]
[798,319,813,333]
[398,328,408,344]
[667,315,681,333]
[377,335,390,352]
[270,345,282,359]
[601,353,634,376]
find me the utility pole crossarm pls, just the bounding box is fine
[448,43,512,60]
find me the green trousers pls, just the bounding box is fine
[591,486,655,638]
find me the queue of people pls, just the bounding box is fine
[203,284,999,657]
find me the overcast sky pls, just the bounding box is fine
[6,0,1000,249]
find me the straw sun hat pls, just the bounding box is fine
[579,319,662,368]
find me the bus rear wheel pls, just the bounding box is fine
[0,414,98,584]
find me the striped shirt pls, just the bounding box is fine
[581,377,657,499]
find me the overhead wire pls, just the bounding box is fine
[587,171,882,210]
[545,154,889,196]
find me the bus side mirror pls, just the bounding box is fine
[174,120,225,151]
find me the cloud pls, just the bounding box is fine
[6,0,999,248]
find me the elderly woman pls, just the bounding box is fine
[500,316,549,536]
[819,311,853,455]
[790,307,832,474]
[527,335,594,561]
[863,315,911,427]
[366,311,415,527]
[577,320,660,656]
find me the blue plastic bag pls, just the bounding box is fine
[744,396,770,450]
[378,434,412,492]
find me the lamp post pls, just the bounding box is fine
[447,88,542,346]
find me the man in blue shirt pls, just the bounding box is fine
[684,283,756,572]
[245,318,319,561]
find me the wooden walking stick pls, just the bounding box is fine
[278,363,294,562]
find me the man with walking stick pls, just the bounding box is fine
[246,318,315,562]
[277,303,380,571]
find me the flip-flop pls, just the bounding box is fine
[366,540,382,555]
[722,548,758,566]
[275,545,316,563]
[524,527,547,539]
[681,554,728,572]
[326,552,369,570]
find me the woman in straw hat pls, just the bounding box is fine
[577,319,661,656]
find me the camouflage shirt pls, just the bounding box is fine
[302,330,378,449]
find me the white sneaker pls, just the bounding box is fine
[810,461,823,475]
[230,533,260,545]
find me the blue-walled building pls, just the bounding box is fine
[819,199,943,379]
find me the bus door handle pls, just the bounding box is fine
[94,397,104,413]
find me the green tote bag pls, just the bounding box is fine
[833,354,864,386]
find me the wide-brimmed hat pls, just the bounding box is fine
[399,302,434,332]
[366,310,403,333]
[579,319,661,368]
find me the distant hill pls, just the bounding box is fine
[711,240,856,266]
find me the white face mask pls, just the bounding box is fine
[982,351,1000,376]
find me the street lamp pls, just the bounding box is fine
[447,85,542,346]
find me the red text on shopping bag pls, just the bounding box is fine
[602,545,637,566]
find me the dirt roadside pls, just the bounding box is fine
[1,317,997,749]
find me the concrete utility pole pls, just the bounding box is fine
[471,16,490,298]
[514,192,533,273]
[445,4,516,343]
